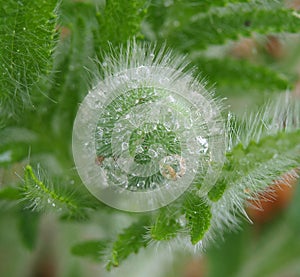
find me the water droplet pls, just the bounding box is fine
[96,127,103,138]
[167,96,175,103]
[150,182,157,189]
[122,142,129,150]
[84,142,91,147]
[159,155,186,181]
[136,145,144,153]
[164,121,172,131]
[148,148,158,158]
[196,136,208,154]
[137,180,145,188]
[104,139,110,145]
[116,107,123,113]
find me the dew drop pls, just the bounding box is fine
[136,145,144,154]
[196,136,208,154]
[148,148,158,158]
[159,155,186,181]
[122,142,129,150]
[150,182,158,189]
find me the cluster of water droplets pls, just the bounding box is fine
[72,44,225,211]
[93,85,212,196]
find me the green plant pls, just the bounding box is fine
[1,0,300,276]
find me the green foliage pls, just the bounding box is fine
[147,0,250,37]
[0,0,58,124]
[106,217,151,270]
[71,240,109,261]
[150,208,181,241]
[166,3,300,51]
[184,194,212,244]
[95,0,147,53]
[21,165,97,219]
[224,130,300,185]
[195,57,290,93]
[208,180,227,202]
[41,0,148,162]
[1,0,300,275]
[208,98,300,224]
[45,0,99,152]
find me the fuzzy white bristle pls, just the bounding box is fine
[72,40,226,212]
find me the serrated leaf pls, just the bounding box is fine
[147,0,250,38]
[195,57,289,93]
[221,131,300,195]
[216,98,300,205]
[167,4,300,51]
[47,1,99,143]
[22,165,98,219]
[71,240,109,261]
[0,0,58,122]
[106,217,150,270]
[208,180,227,202]
[184,194,212,245]
[150,208,181,241]
[95,0,147,53]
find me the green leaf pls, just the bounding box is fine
[0,0,58,122]
[150,208,181,241]
[208,180,227,202]
[184,193,212,244]
[216,98,300,205]
[223,130,300,191]
[94,0,147,53]
[21,165,98,219]
[106,217,150,270]
[46,1,98,148]
[18,210,40,250]
[195,57,289,93]
[146,0,250,38]
[167,4,300,51]
[71,240,109,261]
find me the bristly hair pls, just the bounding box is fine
[208,93,300,240]
[21,164,97,219]
[73,39,227,212]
